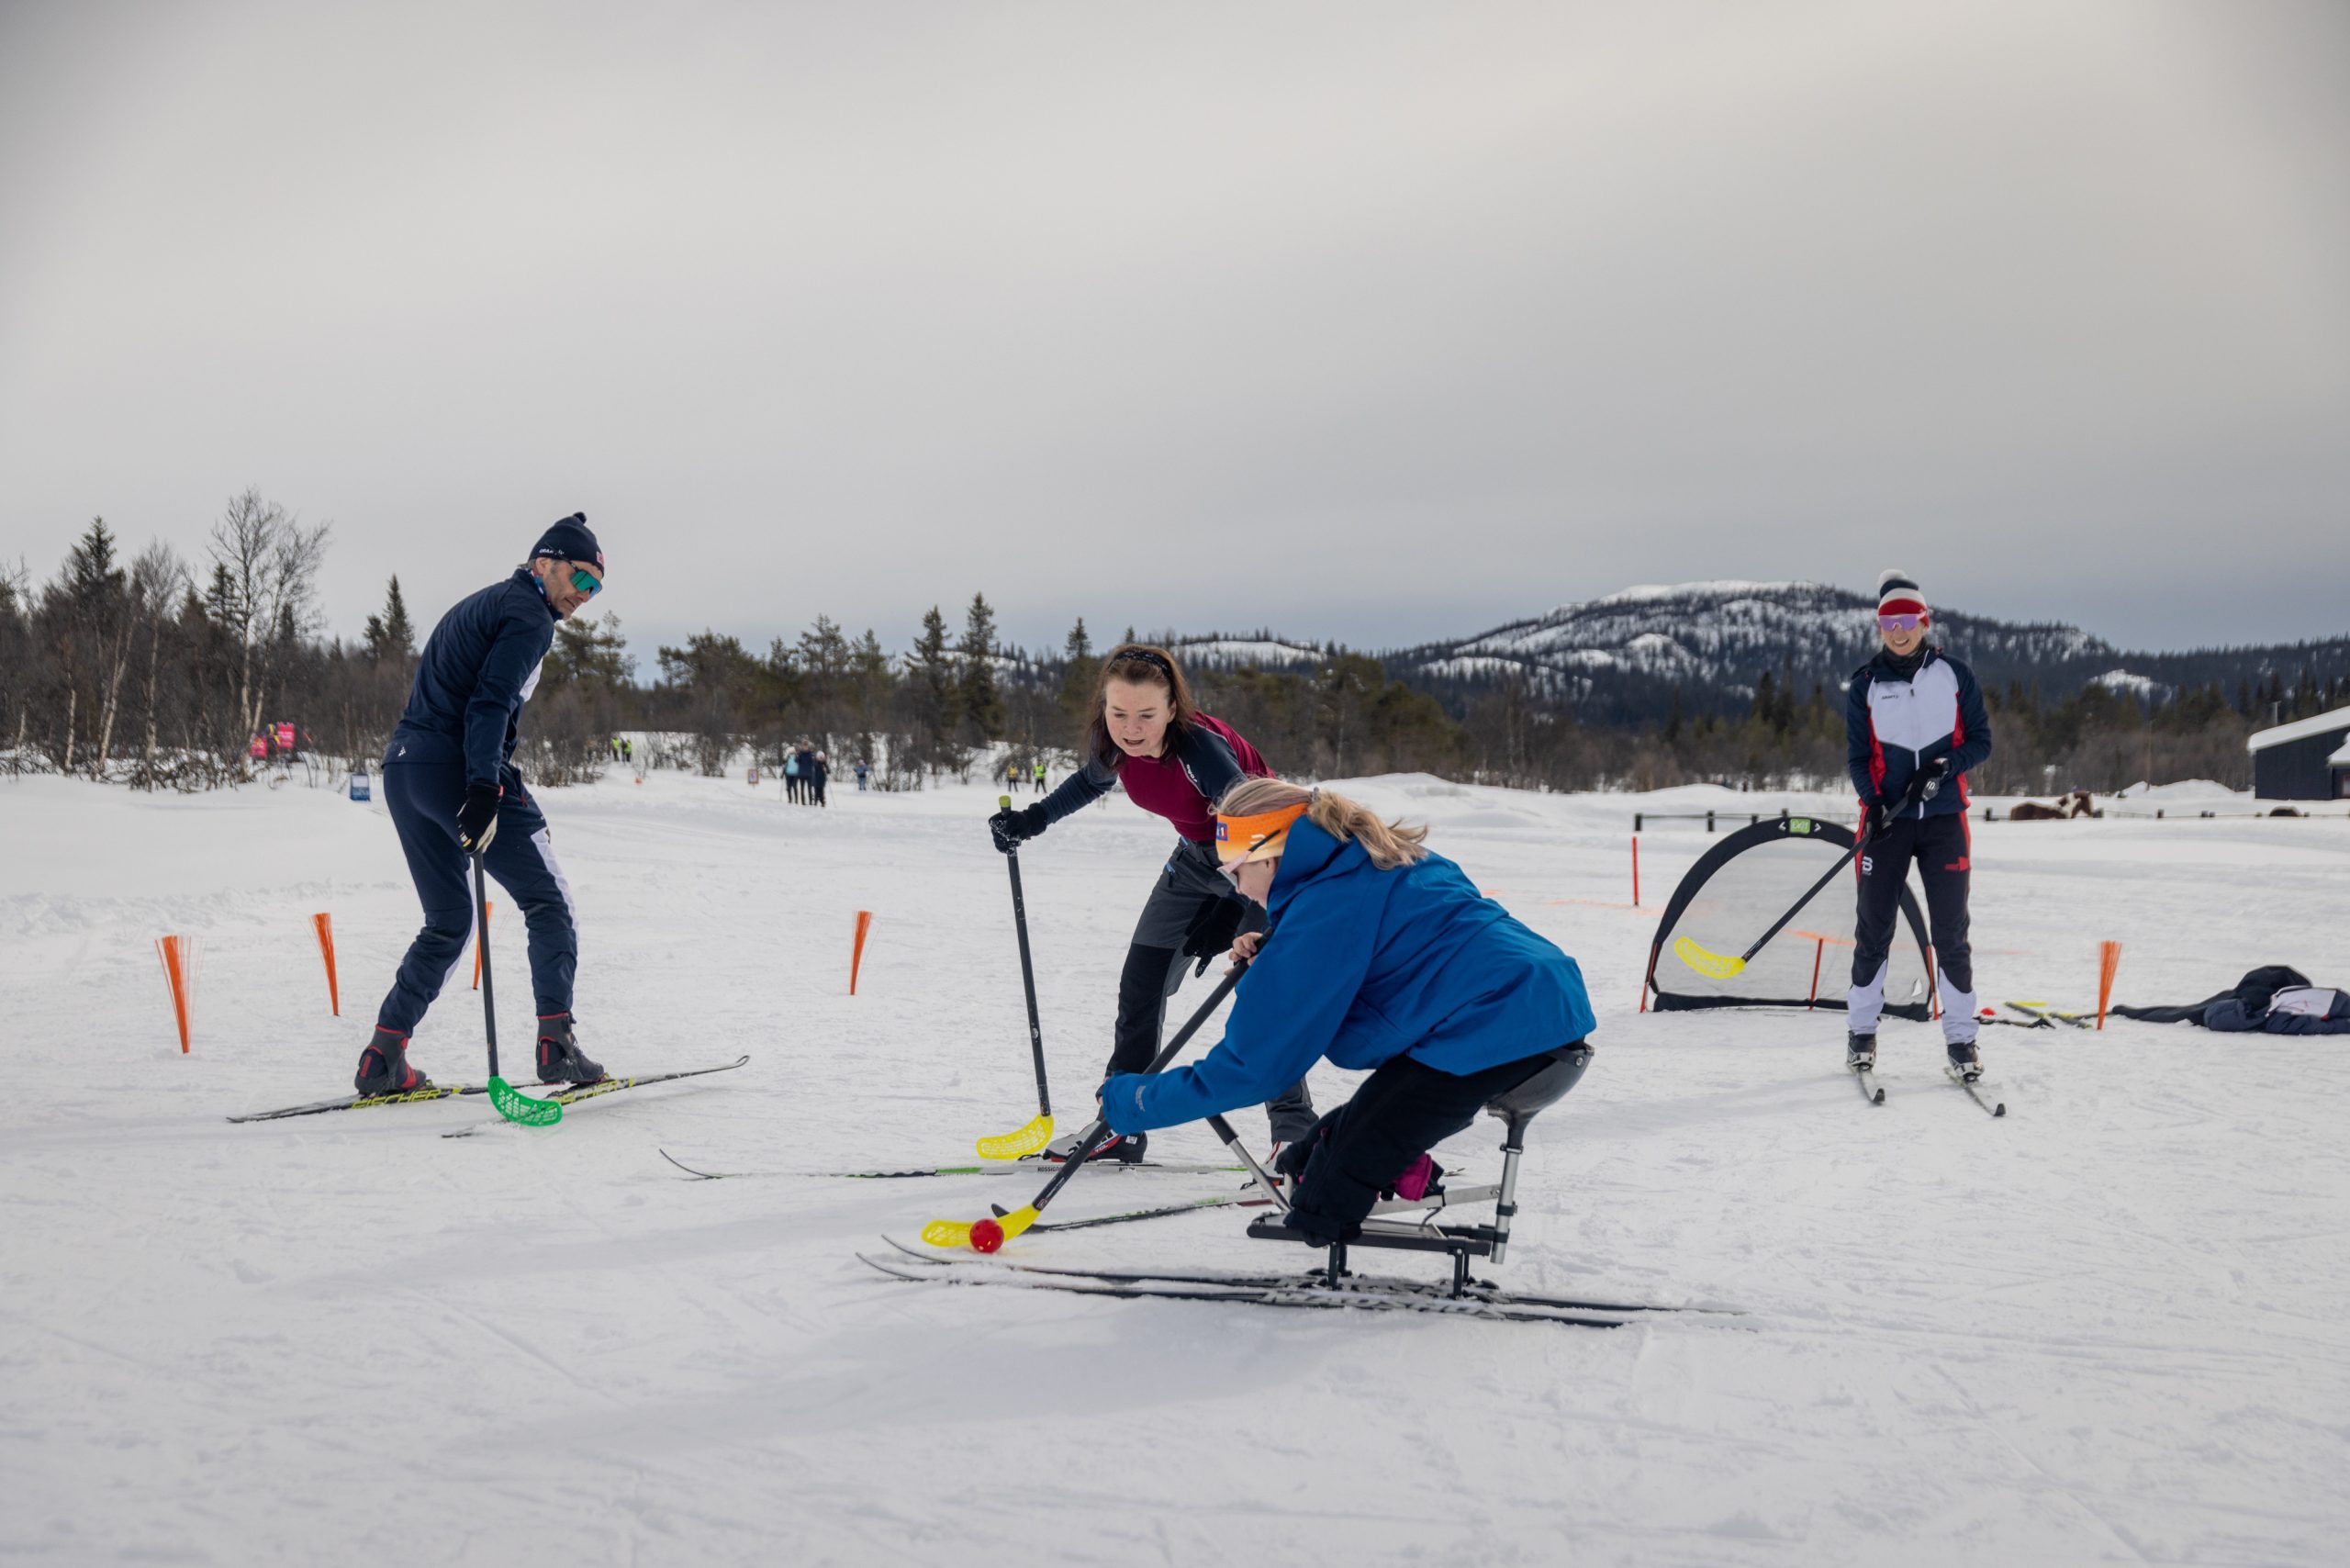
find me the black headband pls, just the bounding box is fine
[1115,647,1175,678]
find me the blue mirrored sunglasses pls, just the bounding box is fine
[568,566,601,598]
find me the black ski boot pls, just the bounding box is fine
[1846,1032,1876,1070]
[353,1026,431,1096]
[534,1014,606,1085]
[1044,1128,1147,1164]
[1946,1040,1982,1083]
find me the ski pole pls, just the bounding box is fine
[476,851,561,1127]
[975,795,1055,1159]
[923,940,1266,1250]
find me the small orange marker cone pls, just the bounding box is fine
[473,902,492,990]
[312,913,340,1016]
[156,935,192,1053]
[2097,939,2122,1030]
[850,910,874,995]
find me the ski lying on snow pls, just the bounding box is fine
[658,1148,1245,1181]
[441,1057,751,1137]
[229,1082,493,1122]
[1026,1181,1505,1233]
[1945,1067,2008,1117]
[2004,1001,2090,1030]
[858,1249,1631,1327]
[872,1236,1736,1317]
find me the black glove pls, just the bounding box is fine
[456,783,503,854]
[989,803,1048,854]
[1181,897,1248,977]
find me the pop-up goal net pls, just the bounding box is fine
[1643,815,1935,1021]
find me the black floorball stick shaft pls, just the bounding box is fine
[1017,950,1259,1221]
[1001,795,1050,1121]
[1737,774,1939,966]
[474,851,498,1081]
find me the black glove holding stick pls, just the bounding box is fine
[989,801,1047,854]
[456,783,502,853]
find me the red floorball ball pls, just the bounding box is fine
[969,1218,1005,1254]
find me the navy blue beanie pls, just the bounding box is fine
[532,512,603,574]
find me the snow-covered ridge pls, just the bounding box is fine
[1166,636,1322,667]
[1400,580,2125,721]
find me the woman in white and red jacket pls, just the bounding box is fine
[1844,569,1994,1078]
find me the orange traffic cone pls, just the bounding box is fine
[156,935,193,1053]
[312,913,340,1015]
[850,910,874,995]
[2096,940,2122,1030]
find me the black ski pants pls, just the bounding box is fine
[1849,809,1975,1041]
[376,760,576,1036]
[1278,1046,1571,1245]
[1113,840,1317,1144]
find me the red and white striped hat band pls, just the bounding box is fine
[1876,568,1928,620]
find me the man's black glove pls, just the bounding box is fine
[456,783,503,854]
[1181,897,1248,976]
[989,803,1048,854]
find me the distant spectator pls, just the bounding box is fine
[855,758,870,791]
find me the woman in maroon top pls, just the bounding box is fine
[990,644,1317,1161]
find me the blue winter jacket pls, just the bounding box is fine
[1100,816,1596,1135]
[385,569,559,787]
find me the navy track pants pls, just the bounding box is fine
[375,761,577,1036]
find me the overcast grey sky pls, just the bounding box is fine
[3,1,2344,662]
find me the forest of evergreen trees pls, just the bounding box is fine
[6,497,2341,797]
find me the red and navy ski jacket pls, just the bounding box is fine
[1845,647,1992,818]
[1034,712,1268,843]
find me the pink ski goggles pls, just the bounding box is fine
[1877,611,1927,633]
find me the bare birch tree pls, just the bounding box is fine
[206,488,330,756]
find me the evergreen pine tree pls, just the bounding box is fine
[911,605,956,763]
[1058,616,1100,733]
[361,575,416,663]
[956,592,1005,738]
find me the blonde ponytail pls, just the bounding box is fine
[1217,778,1429,870]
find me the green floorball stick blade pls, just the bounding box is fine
[488,1077,563,1126]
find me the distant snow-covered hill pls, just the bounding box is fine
[1136,585,2343,727]
[1387,581,2121,721]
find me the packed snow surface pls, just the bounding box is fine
[5,768,2350,1565]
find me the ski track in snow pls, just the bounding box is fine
[3,769,2348,1566]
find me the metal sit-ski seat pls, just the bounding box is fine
[1243,1041,1595,1296]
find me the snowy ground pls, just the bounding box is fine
[5,767,2349,1566]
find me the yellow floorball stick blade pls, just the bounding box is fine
[919,1205,1042,1250]
[1673,935,1747,980]
[974,1114,1054,1160]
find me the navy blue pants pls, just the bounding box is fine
[375,761,577,1036]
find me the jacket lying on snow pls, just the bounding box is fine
[1098,815,1596,1135]
[2109,965,2350,1036]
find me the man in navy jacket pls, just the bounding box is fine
[1844,569,1993,1077]
[353,514,609,1095]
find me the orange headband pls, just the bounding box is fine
[1214,801,1309,866]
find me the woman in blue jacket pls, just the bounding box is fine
[1099,777,1596,1245]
